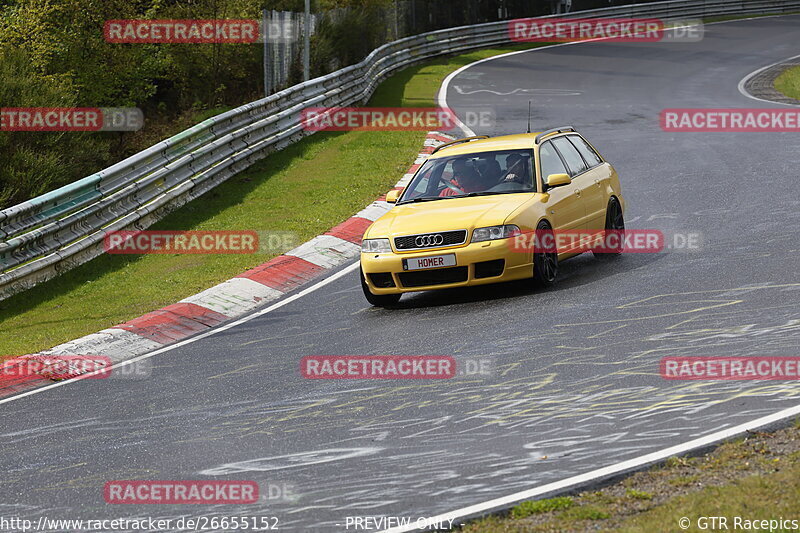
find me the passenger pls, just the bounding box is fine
[476,155,502,184]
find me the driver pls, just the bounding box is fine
[439,158,484,196]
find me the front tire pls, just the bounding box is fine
[594,197,625,260]
[360,267,401,307]
[532,220,558,288]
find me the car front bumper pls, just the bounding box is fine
[360,239,533,294]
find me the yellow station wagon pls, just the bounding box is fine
[359,127,626,307]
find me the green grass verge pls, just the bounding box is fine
[612,462,800,532]
[774,65,800,101]
[702,12,799,23]
[511,497,574,519]
[0,43,544,359]
[459,424,800,532]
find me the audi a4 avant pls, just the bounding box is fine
[359,127,625,307]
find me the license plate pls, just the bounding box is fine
[403,254,456,271]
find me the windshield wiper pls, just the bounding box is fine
[460,191,515,197]
[399,196,454,204]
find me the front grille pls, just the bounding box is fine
[368,272,395,288]
[398,266,468,288]
[394,230,467,251]
[474,259,505,279]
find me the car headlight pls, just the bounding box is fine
[472,225,521,243]
[361,238,392,253]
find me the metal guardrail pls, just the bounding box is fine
[1,0,799,300]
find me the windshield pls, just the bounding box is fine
[397,149,536,204]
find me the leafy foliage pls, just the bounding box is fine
[0,0,551,208]
[0,46,110,207]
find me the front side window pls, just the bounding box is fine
[539,141,569,183]
[398,149,536,204]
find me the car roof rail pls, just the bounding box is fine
[534,126,576,144]
[432,135,490,154]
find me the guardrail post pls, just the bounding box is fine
[304,0,311,81]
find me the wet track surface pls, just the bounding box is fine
[2,15,800,532]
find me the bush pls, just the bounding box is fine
[0,47,111,208]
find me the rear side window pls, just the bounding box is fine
[539,141,568,182]
[567,135,603,167]
[551,136,588,176]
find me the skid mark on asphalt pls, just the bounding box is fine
[199,448,383,475]
[2,283,799,528]
[183,285,800,521]
[452,85,582,96]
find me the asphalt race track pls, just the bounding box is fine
[2,15,800,532]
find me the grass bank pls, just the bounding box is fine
[774,65,800,101]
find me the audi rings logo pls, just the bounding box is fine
[415,234,444,247]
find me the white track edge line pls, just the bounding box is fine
[737,52,800,107]
[380,401,800,533]
[438,14,798,137]
[0,261,361,406]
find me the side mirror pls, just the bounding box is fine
[546,173,571,187]
[385,189,401,203]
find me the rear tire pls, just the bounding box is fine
[594,197,625,260]
[532,220,558,288]
[360,267,401,307]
